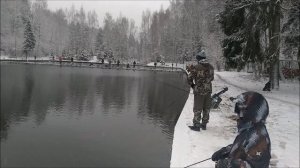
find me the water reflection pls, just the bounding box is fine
[0,64,189,167]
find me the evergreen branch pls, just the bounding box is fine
[270,34,280,40]
[233,0,280,10]
[233,3,252,10]
[280,4,292,10]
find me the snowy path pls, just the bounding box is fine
[170,71,299,168]
[216,74,299,106]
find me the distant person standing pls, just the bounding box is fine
[263,81,271,91]
[59,56,62,65]
[109,59,112,68]
[188,50,214,131]
[133,61,136,68]
[117,60,120,67]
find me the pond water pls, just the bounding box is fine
[0,64,189,167]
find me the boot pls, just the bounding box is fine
[201,123,207,130]
[189,123,200,131]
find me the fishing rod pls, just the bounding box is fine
[156,79,191,93]
[184,157,211,168]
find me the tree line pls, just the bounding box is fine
[218,0,299,89]
[0,0,224,64]
[139,0,225,65]
[1,0,298,87]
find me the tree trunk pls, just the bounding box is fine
[14,0,17,57]
[269,2,280,90]
[258,63,262,78]
[298,44,300,81]
[279,62,286,82]
[253,63,258,78]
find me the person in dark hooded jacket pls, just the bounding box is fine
[211,92,271,168]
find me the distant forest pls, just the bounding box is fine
[0,0,226,64]
[1,0,298,74]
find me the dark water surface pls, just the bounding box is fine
[0,64,189,167]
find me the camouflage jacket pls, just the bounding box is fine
[187,61,214,95]
[216,122,271,168]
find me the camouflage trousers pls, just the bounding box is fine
[215,158,251,168]
[193,93,211,125]
[215,158,229,168]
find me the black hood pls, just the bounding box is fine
[233,92,269,131]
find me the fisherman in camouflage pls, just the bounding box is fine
[188,50,214,131]
[212,92,271,168]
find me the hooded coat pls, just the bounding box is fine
[212,92,271,168]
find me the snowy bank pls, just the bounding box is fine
[146,62,186,69]
[171,71,299,168]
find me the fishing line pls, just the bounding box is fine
[156,78,191,93]
[154,78,191,123]
[184,157,211,168]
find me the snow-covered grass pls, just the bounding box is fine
[0,55,22,60]
[171,71,299,168]
[0,55,11,60]
[146,62,187,69]
[0,55,50,60]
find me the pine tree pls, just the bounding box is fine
[282,1,300,70]
[95,28,104,59]
[218,0,245,70]
[219,0,282,89]
[23,18,36,60]
[218,0,269,71]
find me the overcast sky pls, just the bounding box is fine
[47,0,170,28]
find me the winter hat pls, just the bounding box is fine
[196,50,206,61]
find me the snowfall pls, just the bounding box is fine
[170,71,299,168]
[1,58,299,167]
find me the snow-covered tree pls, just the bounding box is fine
[95,28,104,58]
[138,0,224,64]
[282,1,300,69]
[128,19,138,60]
[140,10,152,62]
[23,18,36,59]
[218,0,282,89]
[65,7,97,59]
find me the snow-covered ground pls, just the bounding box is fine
[89,56,99,63]
[146,62,186,69]
[171,71,299,168]
[0,55,50,60]
[0,55,11,60]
